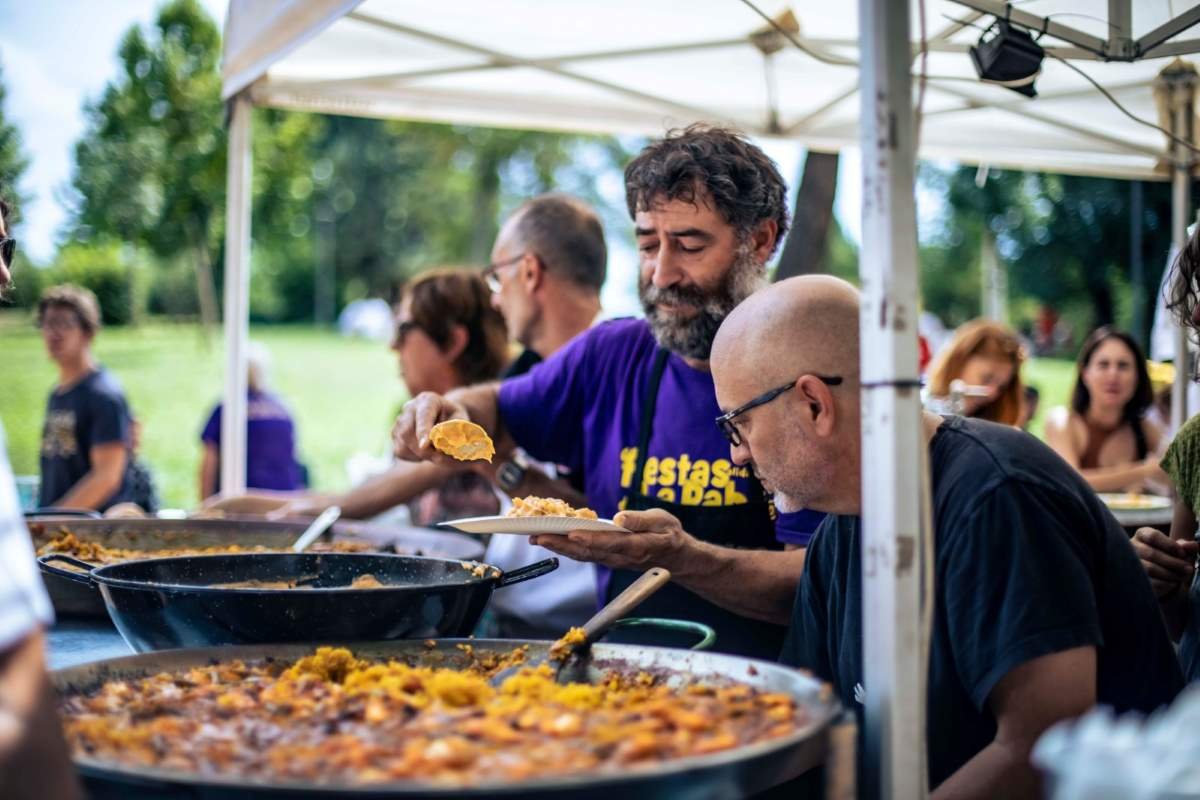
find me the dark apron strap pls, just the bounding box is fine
[631,348,671,495]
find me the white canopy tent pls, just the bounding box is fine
[221,2,1200,795]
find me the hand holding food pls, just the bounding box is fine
[392,392,474,464]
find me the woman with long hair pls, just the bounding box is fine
[1044,327,1165,494]
[927,318,1026,426]
[1132,229,1200,679]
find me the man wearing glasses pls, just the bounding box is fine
[394,126,824,659]
[0,199,83,798]
[709,275,1181,795]
[484,192,605,380]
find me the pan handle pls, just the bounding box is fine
[606,617,717,651]
[25,508,102,519]
[37,554,99,585]
[495,557,558,588]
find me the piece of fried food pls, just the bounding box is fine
[507,496,598,520]
[429,420,496,462]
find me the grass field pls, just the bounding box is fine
[0,311,1077,509]
[0,312,404,508]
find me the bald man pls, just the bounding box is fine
[710,276,1182,797]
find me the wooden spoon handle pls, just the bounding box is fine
[580,567,671,645]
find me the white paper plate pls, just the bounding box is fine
[1098,493,1172,511]
[438,515,628,535]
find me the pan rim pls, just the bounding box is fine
[86,552,500,594]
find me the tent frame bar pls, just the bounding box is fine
[1141,6,1200,58]
[948,0,1200,61]
[344,10,757,131]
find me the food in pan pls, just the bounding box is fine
[211,573,389,590]
[429,419,496,462]
[549,626,588,661]
[507,496,599,520]
[60,646,803,786]
[35,531,373,567]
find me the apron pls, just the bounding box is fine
[607,348,789,660]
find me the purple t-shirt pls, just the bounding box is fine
[201,391,304,492]
[498,319,823,553]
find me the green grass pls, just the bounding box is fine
[0,312,403,508]
[1023,357,1076,438]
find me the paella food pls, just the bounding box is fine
[35,530,374,566]
[60,646,804,786]
[211,573,389,590]
[428,419,496,462]
[507,496,599,520]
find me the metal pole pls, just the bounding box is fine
[1130,181,1145,350]
[858,0,929,795]
[980,229,1007,323]
[1171,74,1195,433]
[220,96,253,496]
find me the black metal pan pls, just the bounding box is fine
[39,552,557,652]
[28,515,486,618]
[53,638,839,799]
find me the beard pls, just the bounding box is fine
[639,243,768,360]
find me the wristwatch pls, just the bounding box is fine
[496,450,531,494]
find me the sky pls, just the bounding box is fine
[1,1,870,272]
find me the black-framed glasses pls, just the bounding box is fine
[0,237,14,265]
[482,252,525,293]
[714,375,844,446]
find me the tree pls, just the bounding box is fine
[70,0,226,328]
[919,164,1178,345]
[775,150,840,279]
[0,59,29,219]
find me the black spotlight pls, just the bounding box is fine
[969,20,1044,98]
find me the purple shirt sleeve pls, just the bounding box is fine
[775,509,824,547]
[201,405,221,445]
[497,330,594,472]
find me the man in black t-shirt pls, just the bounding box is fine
[36,284,133,512]
[709,276,1183,796]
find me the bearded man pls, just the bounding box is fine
[394,126,823,658]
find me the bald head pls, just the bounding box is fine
[712,275,862,516]
[712,275,861,385]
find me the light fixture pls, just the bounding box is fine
[969,19,1044,98]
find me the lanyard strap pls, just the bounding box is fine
[630,349,670,500]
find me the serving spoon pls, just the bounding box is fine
[490,566,671,686]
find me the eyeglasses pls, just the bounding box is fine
[715,375,844,447]
[482,253,525,293]
[0,237,14,265]
[36,317,82,333]
[392,320,421,348]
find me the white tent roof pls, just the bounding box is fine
[223,0,1200,181]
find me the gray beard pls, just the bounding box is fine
[640,246,767,360]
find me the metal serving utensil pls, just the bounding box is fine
[291,506,341,553]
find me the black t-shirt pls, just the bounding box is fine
[502,347,543,379]
[39,368,133,511]
[780,415,1183,790]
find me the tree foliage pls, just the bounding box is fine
[66,0,630,325]
[919,164,1179,345]
[0,59,29,219]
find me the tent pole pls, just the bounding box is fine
[1169,70,1196,434]
[857,0,929,795]
[220,95,253,496]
